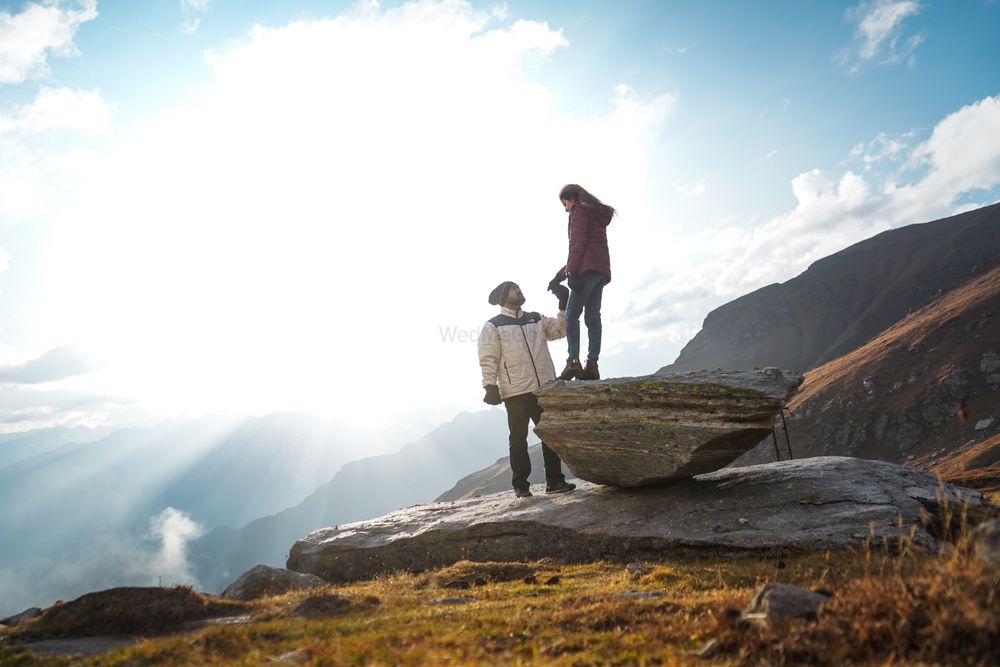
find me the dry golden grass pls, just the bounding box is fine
[1,535,997,666]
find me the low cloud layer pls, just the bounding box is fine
[0,348,123,433]
[0,346,95,384]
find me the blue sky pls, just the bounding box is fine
[0,0,998,437]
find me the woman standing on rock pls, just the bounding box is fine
[548,184,614,381]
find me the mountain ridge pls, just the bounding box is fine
[661,202,1000,375]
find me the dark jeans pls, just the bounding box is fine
[504,392,566,491]
[566,271,608,361]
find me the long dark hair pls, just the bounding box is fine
[558,184,616,218]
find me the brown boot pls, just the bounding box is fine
[581,359,600,380]
[559,357,582,380]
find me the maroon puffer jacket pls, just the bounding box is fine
[560,202,612,283]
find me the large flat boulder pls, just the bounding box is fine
[533,368,802,486]
[286,457,983,583]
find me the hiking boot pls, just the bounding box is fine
[581,359,600,380]
[513,487,533,498]
[545,481,576,494]
[559,357,582,380]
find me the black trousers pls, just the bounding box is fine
[504,392,566,490]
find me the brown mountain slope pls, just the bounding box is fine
[931,433,1000,493]
[661,202,1000,374]
[735,265,1000,485]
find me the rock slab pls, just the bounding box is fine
[222,564,326,601]
[533,369,802,486]
[286,457,981,583]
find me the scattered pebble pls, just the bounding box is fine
[971,519,1000,569]
[616,589,666,601]
[182,614,253,631]
[426,597,476,606]
[626,562,652,577]
[742,583,829,627]
[697,638,721,659]
[269,648,311,664]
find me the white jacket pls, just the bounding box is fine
[478,306,567,400]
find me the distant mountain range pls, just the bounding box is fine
[0,425,113,469]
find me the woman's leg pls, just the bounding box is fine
[564,289,584,360]
[583,275,607,361]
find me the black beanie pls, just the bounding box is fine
[488,281,516,306]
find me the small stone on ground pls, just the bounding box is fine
[426,597,476,606]
[616,589,666,601]
[742,583,829,627]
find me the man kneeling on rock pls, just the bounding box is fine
[478,281,577,498]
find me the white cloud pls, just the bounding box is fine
[28,0,673,429]
[0,86,113,227]
[848,130,911,168]
[673,179,706,197]
[490,3,509,21]
[180,0,213,33]
[0,345,95,384]
[625,93,1000,360]
[0,384,122,434]
[0,0,97,84]
[838,0,925,73]
[886,94,1000,221]
[764,149,778,160]
[0,86,113,136]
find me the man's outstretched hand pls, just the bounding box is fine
[483,384,502,405]
[547,268,566,293]
[550,284,569,311]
